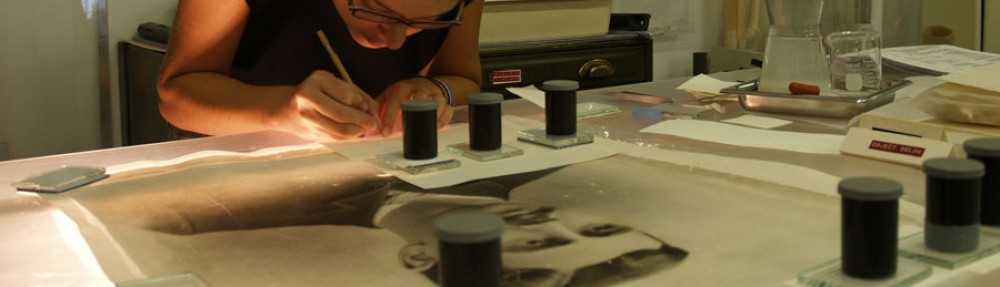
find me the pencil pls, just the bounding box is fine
[316,30,354,84]
[316,30,381,130]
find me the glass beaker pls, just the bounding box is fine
[759,0,831,95]
[827,31,881,96]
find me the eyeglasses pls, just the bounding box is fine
[348,0,463,30]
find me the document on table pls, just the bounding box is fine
[882,45,1000,75]
[640,119,845,154]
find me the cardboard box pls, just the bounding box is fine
[480,0,612,44]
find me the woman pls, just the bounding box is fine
[158,0,483,140]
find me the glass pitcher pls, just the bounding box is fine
[759,0,831,94]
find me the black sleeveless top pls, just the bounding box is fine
[233,0,457,97]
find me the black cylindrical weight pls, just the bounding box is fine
[435,212,504,287]
[923,157,984,253]
[965,138,1000,226]
[693,52,710,75]
[402,99,438,160]
[468,93,504,151]
[543,80,579,136]
[838,177,902,279]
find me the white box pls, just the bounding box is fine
[480,0,612,44]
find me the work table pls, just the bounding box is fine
[2,71,996,287]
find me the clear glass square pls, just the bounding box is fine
[797,257,932,287]
[516,128,594,149]
[446,143,523,162]
[897,231,1000,269]
[376,152,461,174]
[577,102,621,119]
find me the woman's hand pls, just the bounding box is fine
[282,70,380,141]
[376,77,453,136]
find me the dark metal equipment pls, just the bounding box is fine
[118,42,170,145]
[479,32,653,99]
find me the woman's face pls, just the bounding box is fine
[485,205,676,275]
[380,199,687,286]
[334,0,461,50]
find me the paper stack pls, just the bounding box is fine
[882,45,1000,76]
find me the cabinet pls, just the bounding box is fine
[118,41,170,145]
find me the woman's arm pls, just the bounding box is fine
[376,0,484,136]
[425,0,485,106]
[158,0,379,140]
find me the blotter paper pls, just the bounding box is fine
[326,116,618,189]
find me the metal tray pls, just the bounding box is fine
[721,80,912,118]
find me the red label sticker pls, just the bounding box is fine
[868,140,925,157]
[491,70,522,85]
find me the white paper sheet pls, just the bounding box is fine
[326,116,618,189]
[505,85,546,108]
[601,140,839,197]
[329,124,468,161]
[640,119,845,154]
[330,116,537,160]
[396,139,617,189]
[891,76,947,104]
[504,86,624,119]
[938,62,1000,93]
[722,114,792,129]
[676,74,741,96]
[882,45,1000,74]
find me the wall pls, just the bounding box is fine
[921,0,981,50]
[0,0,102,160]
[0,0,176,160]
[613,0,724,80]
[988,0,1000,53]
